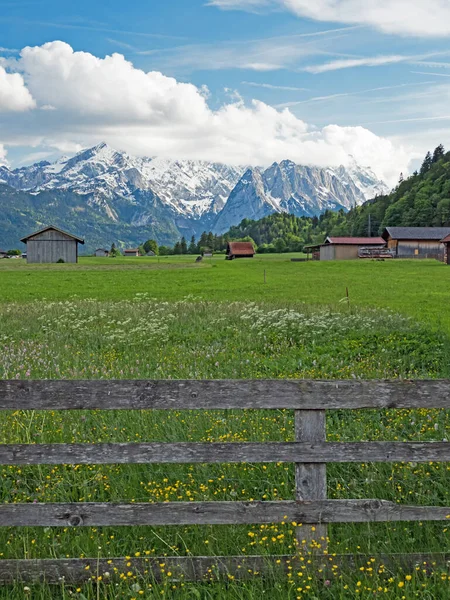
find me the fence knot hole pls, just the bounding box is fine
[67,514,84,527]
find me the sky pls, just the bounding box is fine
[1,0,450,185]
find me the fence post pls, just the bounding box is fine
[295,410,328,552]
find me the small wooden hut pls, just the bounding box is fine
[382,227,450,258]
[124,249,140,257]
[441,234,450,264]
[226,242,255,260]
[95,248,109,257]
[20,225,84,264]
[319,237,386,261]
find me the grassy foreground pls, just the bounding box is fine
[1,256,450,332]
[1,258,450,598]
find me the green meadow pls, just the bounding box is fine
[1,255,450,599]
[1,255,450,331]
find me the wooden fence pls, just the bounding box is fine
[1,379,450,584]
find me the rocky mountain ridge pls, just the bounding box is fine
[0,143,389,248]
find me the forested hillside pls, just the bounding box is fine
[343,144,449,236]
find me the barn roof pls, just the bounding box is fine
[227,241,255,255]
[325,236,385,245]
[441,234,450,243]
[124,248,139,252]
[20,225,85,244]
[382,227,450,241]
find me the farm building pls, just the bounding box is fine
[441,234,450,265]
[20,225,84,264]
[95,248,109,257]
[382,227,450,258]
[124,249,140,257]
[0,250,7,259]
[226,242,255,260]
[319,237,386,261]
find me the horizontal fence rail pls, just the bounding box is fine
[2,500,450,528]
[2,379,450,410]
[2,441,450,464]
[1,379,450,585]
[2,553,450,585]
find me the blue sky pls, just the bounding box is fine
[1,0,450,183]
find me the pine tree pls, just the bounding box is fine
[198,232,208,251]
[180,237,188,254]
[188,235,197,254]
[432,144,445,163]
[420,151,433,175]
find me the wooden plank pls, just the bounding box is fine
[295,411,327,551]
[0,553,449,584]
[1,500,450,527]
[2,379,450,411]
[2,441,450,465]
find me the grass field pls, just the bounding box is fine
[1,256,450,599]
[1,255,450,332]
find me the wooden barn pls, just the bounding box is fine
[20,226,84,264]
[124,248,140,257]
[95,248,109,257]
[319,237,386,261]
[382,227,450,258]
[442,234,450,264]
[226,242,255,260]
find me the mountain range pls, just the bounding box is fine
[0,142,388,250]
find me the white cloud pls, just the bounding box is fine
[1,41,411,185]
[242,81,309,91]
[412,71,450,77]
[304,55,413,74]
[210,0,450,37]
[0,144,7,166]
[0,65,35,112]
[304,51,450,74]
[276,81,436,107]
[137,29,352,73]
[206,0,276,10]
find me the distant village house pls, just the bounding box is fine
[20,225,84,264]
[226,242,255,260]
[95,248,110,257]
[312,237,386,261]
[382,227,450,259]
[124,248,140,257]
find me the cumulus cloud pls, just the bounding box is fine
[1,41,411,185]
[0,143,7,166]
[0,66,35,112]
[211,0,450,37]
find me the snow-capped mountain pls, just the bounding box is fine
[0,143,388,244]
[213,160,388,234]
[0,143,242,223]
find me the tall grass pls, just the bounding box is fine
[1,298,450,599]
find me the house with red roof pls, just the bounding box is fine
[226,241,255,260]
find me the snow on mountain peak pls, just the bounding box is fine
[2,144,389,237]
